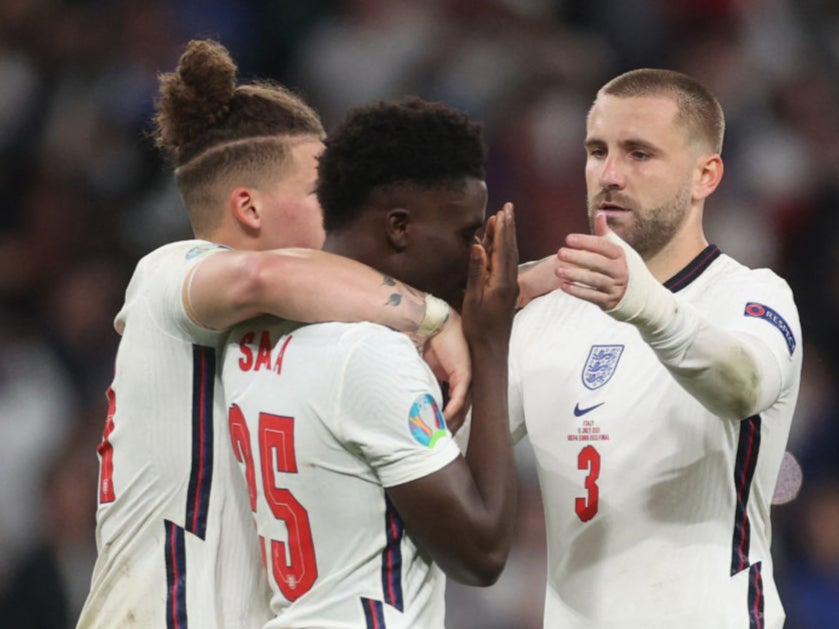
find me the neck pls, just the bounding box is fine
[322,233,358,259]
[322,230,389,275]
[645,218,708,283]
[200,229,247,250]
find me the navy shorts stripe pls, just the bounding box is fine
[164,520,188,629]
[748,562,765,629]
[361,597,386,629]
[380,496,404,611]
[186,345,214,539]
[730,415,761,576]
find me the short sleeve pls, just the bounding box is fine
[336,326,461,488]
[138,241,231,346]
[705,270,801,391]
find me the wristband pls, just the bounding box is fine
[417,294,450,341]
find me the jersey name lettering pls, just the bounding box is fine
[238,331,293,374]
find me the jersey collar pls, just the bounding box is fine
[664,244,721,293]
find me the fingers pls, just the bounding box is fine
[481,214,497,255]
[593,212,610,237]
[557,246,620,277]
[500,203,519,272]
[464,241,488,305]
[556,246,628,310]
[559,279,618,309]
[564,211,623,260]
[488,203,518,283]
[442,376,470,434]
[556,264,615,293]
[558,212,625,280]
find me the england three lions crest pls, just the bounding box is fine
[582,345,624,390]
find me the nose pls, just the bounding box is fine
[598,154,625,190]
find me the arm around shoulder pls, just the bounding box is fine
[185,248,444,335]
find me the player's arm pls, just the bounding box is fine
[187,248,441,338]
[556,214,783,420]
[386,204,519,586]
[516,253,562,308]
[185,247,469,422]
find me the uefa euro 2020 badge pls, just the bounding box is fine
[408,393,447,448]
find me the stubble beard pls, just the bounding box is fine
[588,182,692,261]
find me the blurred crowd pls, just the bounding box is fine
[0,0,838,627]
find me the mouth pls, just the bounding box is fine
[594,199,634,222]
[597,201,630,213]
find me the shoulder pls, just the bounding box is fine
[270,321,418,366]
[148,239,229,267]
[697,254,802,348]
[691,253,797,309]
[338,322,419,361]
[709,254,792,292]
[119,240,228,343]
[128,240,222,283]
[321,322,430,388]
[512,288,600,341]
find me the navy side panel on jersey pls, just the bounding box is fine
[165,520,188,629]
[730,414,763,628]
[186,345,215,539]
[361,597,386,628]
[381,496,405,612]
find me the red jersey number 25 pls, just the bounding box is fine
[228,405,318,600]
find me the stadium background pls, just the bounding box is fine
[0,0,837,626]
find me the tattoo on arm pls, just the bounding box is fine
[379,274,429,337]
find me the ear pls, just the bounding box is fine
[385,208,410,251]
[693,154,723,202]
[229,187,261,231]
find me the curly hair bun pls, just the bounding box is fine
[153,39,238,162]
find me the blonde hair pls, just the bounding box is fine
[598,68,725,154]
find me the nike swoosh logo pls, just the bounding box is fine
[574,402,604,417]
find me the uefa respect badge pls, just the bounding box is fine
[408,393,447,448]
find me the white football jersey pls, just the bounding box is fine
[509,246,802,629]
[77,241,271,629]
[221,319,462,628]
